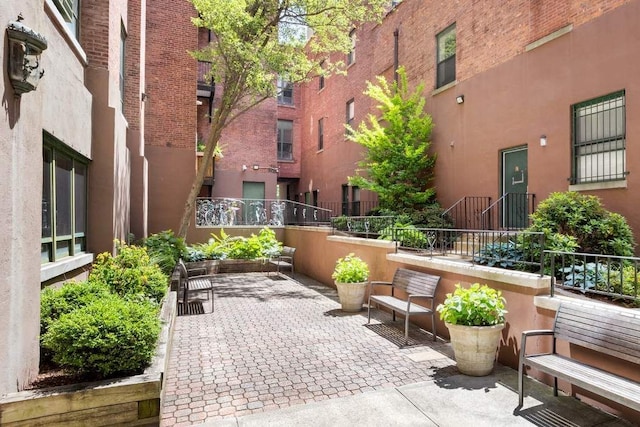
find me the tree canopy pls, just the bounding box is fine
[348,67,436,213]
[178,0,389,237]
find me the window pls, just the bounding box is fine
[277,120,293,160]
[319,61,325,90]
[351,186,360,216]
[572,91,626,184]
[341,185,349,215]
[345,99,355,135]
[318,118,324,150]
[42,133,88,263]
[277,77,293,105]
[120,23,126,109]
[347,29,356,65]
[53,0,80,39]
[436,24,456,88]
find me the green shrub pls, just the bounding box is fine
[332,253,369,283]
[189,227,282,260]
[378,222,428,248]
[527,192,636,256]
[40,281,112,336]
[437,283,507,326]
[143,230,187,276]
[41,295,161,378]
[89,243,168,304]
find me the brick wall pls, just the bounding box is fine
[146,0,198,149]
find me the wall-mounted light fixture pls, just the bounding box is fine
[250,164,279,173]
[242,164,248,171]
[456,95,464,104]
[540,135,547,147]
[6,14,48,96]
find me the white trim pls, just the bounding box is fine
[41,253,94,282]
[569,179,627,191]
[44,0,88,66]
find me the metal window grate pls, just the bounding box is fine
[572,91,626,184]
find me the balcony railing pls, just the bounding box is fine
[195,198,332,227]
[546,250,640,302]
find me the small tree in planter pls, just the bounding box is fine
[332,253,370,312]
[437,283,507,376]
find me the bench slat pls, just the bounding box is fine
[525,354,640,411]
[367,268,440,344]
[369,295,432,315]
[555,303,640,365]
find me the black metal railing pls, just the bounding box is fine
[442,196,491,229]
[480,193,535,230]
[195,198,332,227]
[392,227,544,272]
[330,216,396,238]
[318,200,380,217]
[546,250,640,303]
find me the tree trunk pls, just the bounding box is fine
[177,120,225,239]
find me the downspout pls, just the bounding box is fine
[393,28,399,84]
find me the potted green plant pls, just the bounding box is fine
[436,283,507,376]
[332,253,370,312]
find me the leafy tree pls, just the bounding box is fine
[178,0,388,237]
[348,67,436,212]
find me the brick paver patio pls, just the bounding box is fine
[161,273,457,426]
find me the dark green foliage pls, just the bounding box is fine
[143,230,187,276]
[348,67,436,212]
[89,243,168,304]
[41,296,161,378]
[527,192,636,256]
[474,241,525,269]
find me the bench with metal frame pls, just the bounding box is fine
[177,259,215,313]
[269,246,296,276]
[367,268,440,344]
[519,300,640,412]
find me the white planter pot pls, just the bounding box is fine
[445,322,505,376]
[335,281,368,312]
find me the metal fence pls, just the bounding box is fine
[330,216,396,238]
[546,250,640,302]
[392,227,544,272]
[195,198,332,227]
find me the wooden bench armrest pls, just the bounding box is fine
[187,267,207,276]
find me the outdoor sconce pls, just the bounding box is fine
[456,95,464,104]
[540,135,547,147]
[252,164,260,170]
[6,15,48,96]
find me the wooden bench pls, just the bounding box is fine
[518,300,640,412]
[269,246,296,276]
[367,268,440,344]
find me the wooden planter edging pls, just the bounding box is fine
[0,292,177,427]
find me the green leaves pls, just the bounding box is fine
[332,253,369,283]
[348,67,436,212]
[437,283,507,326]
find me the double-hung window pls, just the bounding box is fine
[53,0,80,39]
[318,118,324,150]
[347,29,356,65]
[436,24,456,88]
[42,133,88,263]
[345,99,355,136]
[277,77,294,105]
[277,120,293,160]
[572,91,626,184]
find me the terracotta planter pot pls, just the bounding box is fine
[335,281,368,312]
[445,322,505,376]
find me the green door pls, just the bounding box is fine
[243,181,265,224]
[501,147,528,229]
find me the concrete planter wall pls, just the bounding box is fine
[0,292,177,426]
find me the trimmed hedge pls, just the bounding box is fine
[41,296,161,378]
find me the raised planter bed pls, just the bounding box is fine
[0,292,177,426]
